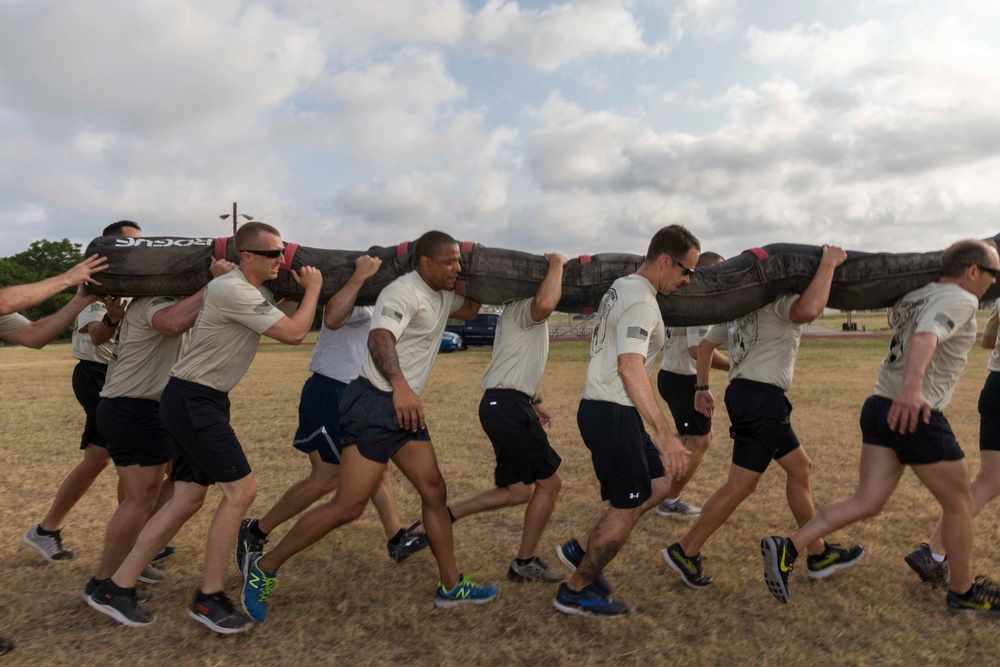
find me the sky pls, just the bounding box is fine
[3,0,1000,260]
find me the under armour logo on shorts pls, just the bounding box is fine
[629,492,640,499]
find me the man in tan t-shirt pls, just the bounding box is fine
[761,239,1000,615]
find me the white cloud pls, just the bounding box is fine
[679,0,739,39]
[745,20,889,79]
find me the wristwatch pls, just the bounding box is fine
[694,385,709,391]
[102,314,120,327]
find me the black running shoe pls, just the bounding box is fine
[0,637,13,656]
[552,582,628,617]
[947,577,1000,614]
[188,591,254,634]
[662,542,712,589]
[387,521,431,563]
[235,518,267,574]
[87,581,154,627]
[807,542,864,579]
[83,578,151,603]
[761,536,796,604]
[555,538,612,596]
[150,545,176,566]
[905,543,950,589]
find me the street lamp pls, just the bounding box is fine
[219,202,254,236]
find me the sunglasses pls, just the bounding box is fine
[977,264,1000,278]
[242,248,284,259]
[668,254,696,276]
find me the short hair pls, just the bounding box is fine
[235,221,281,251]
[103,220,141,236]
[414,231,457,260]
[940,239,998,278]
[646,224,701,262]
[697,251,724,268]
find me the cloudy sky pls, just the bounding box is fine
[2,0,999,260]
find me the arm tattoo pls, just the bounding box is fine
[370,330,402,383]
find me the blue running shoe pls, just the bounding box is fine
[555,538,612,597]
[552,582,627,617]
[434,574,498,608]
[241,554,277,621]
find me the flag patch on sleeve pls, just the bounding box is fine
[253,301,275,315]
[933,312,955,331]
[626,326,649,341]
[382,307,403,322]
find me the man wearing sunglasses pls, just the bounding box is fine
[665,244,864,589]
[88,221,322,634]
[762,239,1000,614]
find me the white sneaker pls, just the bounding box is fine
[655,499,701,518]
[22,525,74,562]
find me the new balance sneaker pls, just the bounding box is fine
[552,582,628,617]
[555,538,612,596]
[241,553,277,622]
[188,591,254,634]
[87,581,154,627]
[947,577,1000,614]
[137,564,165,585]
[761,536,796,603]
[83,578,151,603]
[150,545,175,566]
[434,574,498,608]
[22,525,73,562]
[655,498,702,518]
[807,542,865,579]
[387,521,431,564]
[905,543,950,589]
[662,543,712,589]
[234,518,267,574]
[508,557,564,583]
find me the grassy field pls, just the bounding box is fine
[2,337,999,666]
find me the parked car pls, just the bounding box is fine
[440,330,464,352]
[445,312,499,347]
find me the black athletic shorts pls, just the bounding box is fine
[724,379,801,474]
[978,372,1000,452]
[657,370,711,436]
[577,399,665,509]
[479,388,561,487]
[72,359,108,449]
[293,373,347,465]
[339,377,431,464]
[97,397,172,468]
[861,394,964,465]
[160,377,252,485]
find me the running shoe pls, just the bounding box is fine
[189,591,254,634]
[507,557,564,583]
[806,542,865,579]
[947,576,1000,615]
[87,581,154,627]
[387,521,431,563]
[655,498,702,518]
[555,538,612,596]
[22,525,73,562]
[905,543,950,589]
[83,578,151,603]
[0,638,12,656]
[761,536,796,603]
[137,564,165,585]
[552,582,628,617]
[434,574,498,608]
[241,553,277,622]
[235,518,267,573]
[150,545,176,566]
[662,542,712,589]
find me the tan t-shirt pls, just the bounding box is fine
[704,293,801,391]
[659,326,710,376]
[874,282,979,411]
[102,297,190,401]
[0,312,29,338]
[984,305,1000,373]
[72,302,116,364]
[480,298,548,395]
[170,268,284,393]
[360,271,466,395]
[581,274,665,406]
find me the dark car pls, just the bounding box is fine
[445,312,499,347]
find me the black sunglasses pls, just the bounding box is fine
[977,264,1000,278]
[668,254,696,276]
[242,248,284,259]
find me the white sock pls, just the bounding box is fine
[931,552,947,563]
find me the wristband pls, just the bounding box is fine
[530,396,543,405]
[102,314,120,328]
[694,385,709,391]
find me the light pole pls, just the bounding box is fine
[219,202,253,236]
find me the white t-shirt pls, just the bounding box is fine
[309,306,374,383]
[659,326,710,376]
[102,296,190,401]
[72,301,115,364]
[0,312,29,338]
[704,293,801,391]
[360,271,466,395]
[170,268,285,393]
[984,305,1000,374]
[480,298,548,395]
[582,274,665,406]
[874,282,979,411]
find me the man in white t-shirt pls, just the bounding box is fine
[88,222,322,635]
[447,252,567,584]
[235,253,429,573]
[762,239,1000,614]
[665,245,863,590]
[24,220,140,565]
[242,231,498,621]
[553,224,700,617]
[654,251,728,519]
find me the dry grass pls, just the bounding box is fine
[2,337,1000,666]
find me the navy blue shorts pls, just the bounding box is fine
[293,373,348,465]
[724,379,801,474]
[479,389,561,487]
[978,372,1000,452]
[657,370,712,436]
[159,377,252,486]
[339,377,431,464]
[861,395,964,465]
[97,397,172,468]
[577,399,664,509]
[72,360,108,449]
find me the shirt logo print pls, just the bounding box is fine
[626,326,649,341]
[382,307,403,322]
[253,301,274,315]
